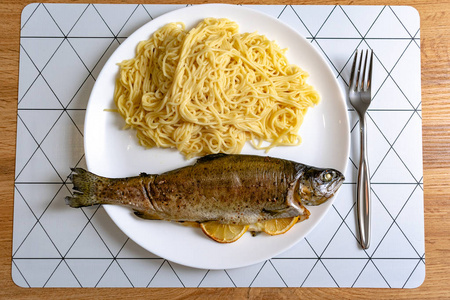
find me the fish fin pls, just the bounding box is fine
[196,153,228,164]
[65,168,102,208]
[133,211,161,220]
[177,221,200,228]
[262,208,287,216]
[262,207,303,218]
[297,208,311,222]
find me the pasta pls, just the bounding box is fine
[114,18,320,159]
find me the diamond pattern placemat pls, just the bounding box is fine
[13,4,424,288]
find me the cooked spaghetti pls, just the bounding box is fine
[114,18,320,159]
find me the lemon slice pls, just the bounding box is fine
[262,216,299,235]
[200,221,249,243]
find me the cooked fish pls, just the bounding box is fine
[66,154,344,227]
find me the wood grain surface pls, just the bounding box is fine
[1,0,449,299]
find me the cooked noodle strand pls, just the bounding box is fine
[114,18,320,159]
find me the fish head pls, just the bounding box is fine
[297,167,345,206]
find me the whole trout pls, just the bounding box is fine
[66,154,344,226]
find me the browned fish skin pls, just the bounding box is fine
[66,154,344,225]
[147,154,306,224]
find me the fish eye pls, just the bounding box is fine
[323,171,334,182]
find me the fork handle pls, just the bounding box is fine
[357,115,371,249]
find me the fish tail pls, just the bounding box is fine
[65,168,104,208]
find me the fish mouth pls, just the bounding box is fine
[321,175,345,201]
[332,176,345,192]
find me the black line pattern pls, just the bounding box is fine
[12,4,424,288]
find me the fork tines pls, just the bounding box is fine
[350,49,374,92]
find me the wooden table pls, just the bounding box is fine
[1,0,449,298]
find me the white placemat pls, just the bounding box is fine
[13,4,424,288]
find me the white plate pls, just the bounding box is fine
[84,4,349,270]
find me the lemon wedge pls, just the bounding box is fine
[262,216,299,235]
[200,221,249,243]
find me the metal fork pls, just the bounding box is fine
[349,49,374,249]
